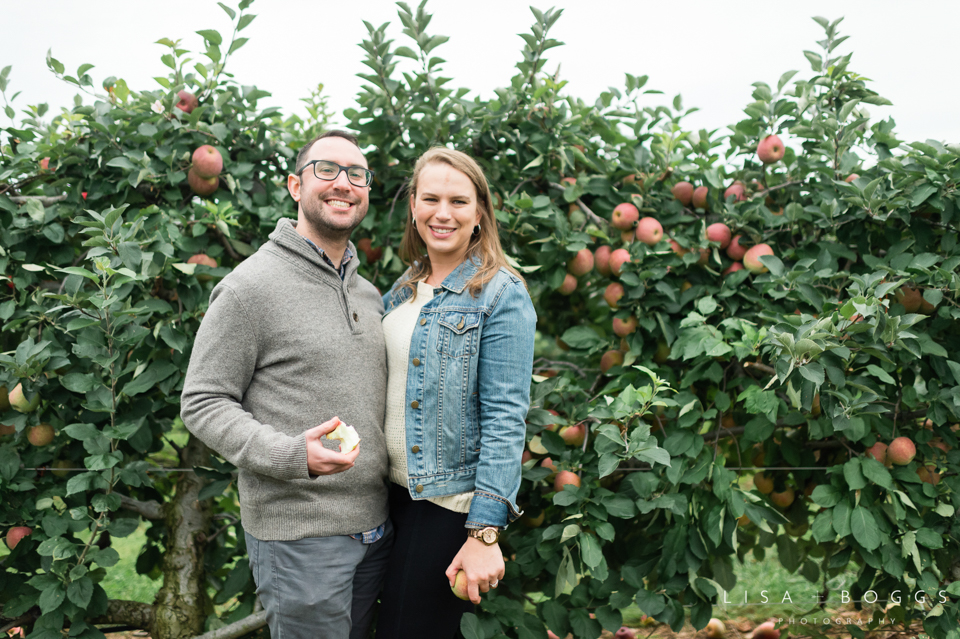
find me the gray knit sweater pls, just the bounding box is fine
[180,218,388,541]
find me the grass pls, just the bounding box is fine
[99,524,161,604]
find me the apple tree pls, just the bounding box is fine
[1,2,958,639]
[0,2,325,638]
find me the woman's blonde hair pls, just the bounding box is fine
[398,147,524,298]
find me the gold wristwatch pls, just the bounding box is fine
[468,526,501,545]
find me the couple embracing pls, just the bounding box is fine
[180,130,537,638]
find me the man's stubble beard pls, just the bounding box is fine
[299,190,369,244]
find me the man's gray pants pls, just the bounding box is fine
[245,521,393,639]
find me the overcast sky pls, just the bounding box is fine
[2,1,958,148]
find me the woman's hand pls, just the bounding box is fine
[445,536,505,604]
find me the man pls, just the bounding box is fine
[181,130,391,639]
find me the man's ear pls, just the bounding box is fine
[287,174,301,202]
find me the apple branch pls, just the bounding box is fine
[90,600,155,631]
[119,494,164,520]
[193,610,267,639]
[750,181,801,201]
[9,194,68,206]
[547,182,606,227]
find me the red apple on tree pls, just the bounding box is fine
[668,238,687,257]
[609,249,631,276]
[600,350,624,374]
[356,238,383,263]
[692,186,709,210]
[705,223,732,249]
[887,437,916,465]
[723,262,743,276]
[726,235,747,261]
[557,273,577,295]
[865,442,888,465]
[567,248,594,276]
[27,423,55,447]
[611,202,639,230]
[559,423,586,446]
[192,145,224,178]
[757,134,785,164]
[612,315,638,337]
[671,181,694,206]
[723,182,746,202]
[743,243,774,274]
[604,282,625,308]
[554,470,581,492]
[175,90,199,113]
[635,217,663,245]
[188,167,219,197]
[594,245,613,276]
[6,526,32,550]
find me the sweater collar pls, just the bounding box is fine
[268,218,358,281]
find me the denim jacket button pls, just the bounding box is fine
[419,317,427,326]
[411,400,419,409]
[415,484,423,493]
[353,312,359,322]
[412,358,420,366]
[411,445,420,453]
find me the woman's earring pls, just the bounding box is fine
[473,223,481,237]
[412,217,417,229]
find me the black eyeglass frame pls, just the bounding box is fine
[296,160,375,187]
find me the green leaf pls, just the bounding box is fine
[459,613,483,639]
[541,600,569,637]
[198,478,232,501]
[812,485,841,508]
[849,507,880,550]
[196,29,222,45]
[64,423,100,441]
[228,37,249,54]
[866,364,895,384]
[38,583,65,614]
[580,533,603,568]
[861,458,893,489]
[560,326,605,350]
[798,362,824,386]
[843,458,866,490]
[66,576,93,608]
[237,13,257,31]
[915,528,943,549]
[61,373,99,393]
[120,360,178,397]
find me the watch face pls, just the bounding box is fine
[481,528,498,544]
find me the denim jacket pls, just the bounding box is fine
[382,258,536,528]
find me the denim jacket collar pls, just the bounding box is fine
[438,256,481,294]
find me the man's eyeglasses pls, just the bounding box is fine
[297,160,374,188]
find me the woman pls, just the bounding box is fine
[376,148,536,638]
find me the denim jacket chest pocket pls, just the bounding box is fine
[436,311,482,357]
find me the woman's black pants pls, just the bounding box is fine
[376,482,474,638]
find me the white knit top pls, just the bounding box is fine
[383,281,473,513]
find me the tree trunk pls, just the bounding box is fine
[153,434,213,639]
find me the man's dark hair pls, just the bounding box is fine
[295,130,361,174]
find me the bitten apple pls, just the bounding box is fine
[328,423,360,452]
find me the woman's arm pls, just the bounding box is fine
[445,277,536,603]
[468,278,537,527]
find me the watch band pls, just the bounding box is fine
[468,526,501,545]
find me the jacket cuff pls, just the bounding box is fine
[268,432,310,480]
[465,490,523,529]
